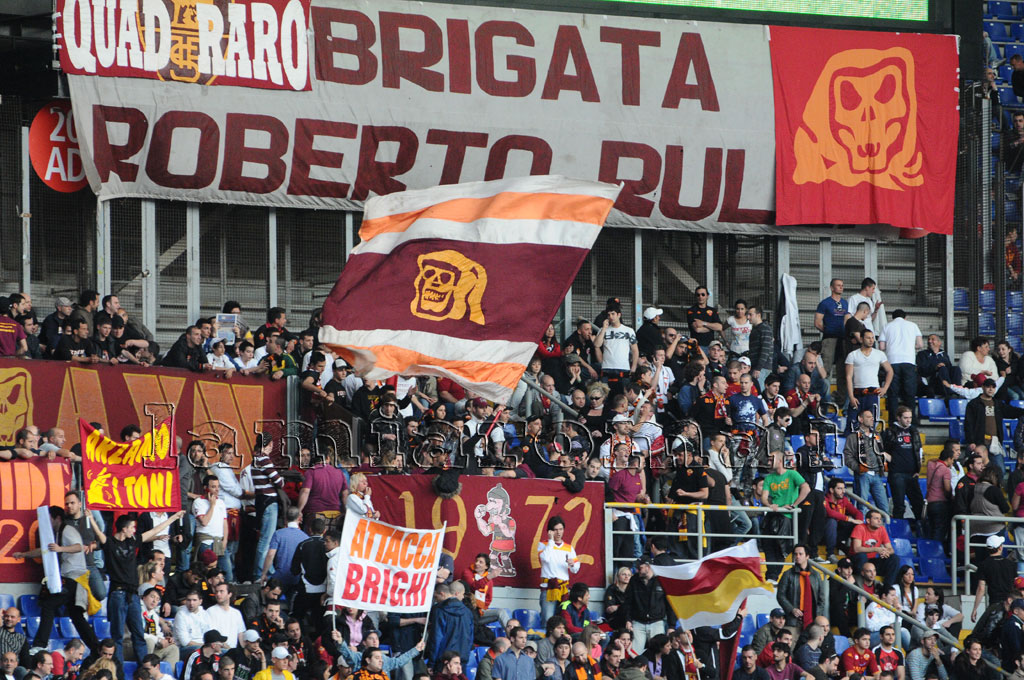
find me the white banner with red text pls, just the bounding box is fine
[66,0,788,233]
[330,515,444,614]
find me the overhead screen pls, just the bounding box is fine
[591,0,930,22]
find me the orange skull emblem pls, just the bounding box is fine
[0,368,33,446]
[793,48,923,191]
[411,250,487,325]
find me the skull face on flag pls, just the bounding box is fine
[410,250,488,325]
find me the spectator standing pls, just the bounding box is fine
[259,506,307,589]
[776,545,827,633]
[926,444,954,543]
[761,451,810,579]
[537,517,581,621]
[844,330,893,430]
[347,473,381,520]
[848,278,882,333]
[686,286,722,351]
[163,326,210,372]
[211,444,247,581]
[878,310,923,422]
[843,409,890,514]
[192,476,229,566]
[966,379,1024,470]
[623,557,668,654]
[69,289,99,336]
[595,302,638,394]
[95,511,185,664]
[251,434,285,583]
[296,455,348,530]
[40,296,73,356]
[813,279,849,391]
[427,584,473,669]
[748,306,774,391]
[823,478,863,561]
[724,300,752,359]
[636,308,664,359]
[883,406,925,527]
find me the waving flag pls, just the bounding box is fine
[653,540,772,630]
[320,176,620,403]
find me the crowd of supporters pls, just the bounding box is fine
[9,279,1024,680]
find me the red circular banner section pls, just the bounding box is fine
[29,99,88,193]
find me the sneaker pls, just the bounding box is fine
[828,554,840,564]
[812,555,828,564]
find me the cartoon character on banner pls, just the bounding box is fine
[474,483,517,577]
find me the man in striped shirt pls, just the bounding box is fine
[251,433,285,582]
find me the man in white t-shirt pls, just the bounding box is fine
[845,329,893,432]
[192,476,228,559]
[205,582,246,648]
[847,277,882,333]
[878,309,924,425]
[594,302,638,394]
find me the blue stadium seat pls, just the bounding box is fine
[988,1,1015,19]
[981,313,997,336]
[160,663,174,677]
[124,663,137,680]
[995,131,1004,153]
[949,400,968,419]
[1009,290,1023,311]
[918,477,927,500]
[949,420,965,443]
[472,648,490,665]
[742,614,756,637]
[175,663,184,679]
[57,617,76,639]
[1005,43,1024,60]
[790,435,805,451]
[47,639,67,652]
[756,613,769,629]
[921,557,952,583]
[1002,86,1023,109]
[917,539,948,562]
[487,621,505,638]
[91,616,110,639]
[980,288,997,312]
[1009,314,1024,336]
[889,520,913,541]
[467,666,477,680]
[954,288,969,311]
[1007,201,1023,224]
[834,636,851,655]
[19,595,40,617]
[918,399,948,421]
[891,538,914,558]
[25,617,41,639]
[739,628,753,647]
[1012,337,1024,354]
[1015,23,1024,42]
[512,609,543,633]
[0,595,13,611]
[987,20,1012,41]
[1002,63,1016,81]
[831,467,854,484]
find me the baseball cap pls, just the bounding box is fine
[738,356,751,366]
[243,630,261,643]
[271,647,290,660]
[471,397,488,409]
[605,297,620,308]
[198,549,218,566]
[204,630,228,645]
[636,555,653,566]
[1015,576,1024,591]
[565,354,581,365]
[524,641,538,651]
[770,608,785,619]
[611,413,631,423]
[55,296,73,308]
[983,378,998,388]
[333,358,349,369]
[708,340,724,349]
[920,629,938,639]
[837,557,853,570]
[987,535,1005,549]
[643,307,664,321]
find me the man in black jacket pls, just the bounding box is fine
[291,520,328,626]
[622,557,668,653]
[692,609,744,679]
[916,334,959,397]
[965,379,1024,469]
[883,405,925,527]
[747,306,774,391]
[162,326,209,372]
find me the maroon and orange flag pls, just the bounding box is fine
[769,26,959,235]
[319,176,620,403]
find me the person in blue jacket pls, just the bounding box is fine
[426,582,474,669]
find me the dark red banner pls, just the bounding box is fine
[770,26,959,235]
[372,475,605,588]
[0,459,72,582]
[0,359,288,455]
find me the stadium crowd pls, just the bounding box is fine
[6,279,1024,680]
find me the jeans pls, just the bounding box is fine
[730,499,752,535]
[890,364,918,422]
[108,588,147,665]
[855,474,890,515]
[255,497,279,581]
[88,568,108,602]
[178,512,196,571]
[540,594,558,622]
[889,472,925,521]
[927,500,951,543]
[630,620,665,655]
[846,394,880,433]
[824,519,855,555]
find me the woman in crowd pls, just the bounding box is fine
[346,473,380,520]
[641,634,671,680]
[431,651,467,680]
[995,339,1024,400]
[724,299,751,359]
[895,565,920,617]
[582,624,605,661]
[537,324,564,378]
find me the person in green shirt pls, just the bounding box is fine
[761,452,811,579]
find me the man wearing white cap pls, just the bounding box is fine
[254,647,293,680]
[224,630,266,680]
[971,534,1019,623]
[324,358,361,409]
[637,307,664,358]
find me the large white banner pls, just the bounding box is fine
[330,515,444,613]
[65,0,780,232]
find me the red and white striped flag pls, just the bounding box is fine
[319,176,620,403]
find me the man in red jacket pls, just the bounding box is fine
[823,477,864,562]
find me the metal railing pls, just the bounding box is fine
[604,502,800,579]
[846,489,891,523]
[811,563,1010,679]
[951,513,1024,597]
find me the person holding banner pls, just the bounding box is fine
[12,506,101,653]
[94,510,186,664]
